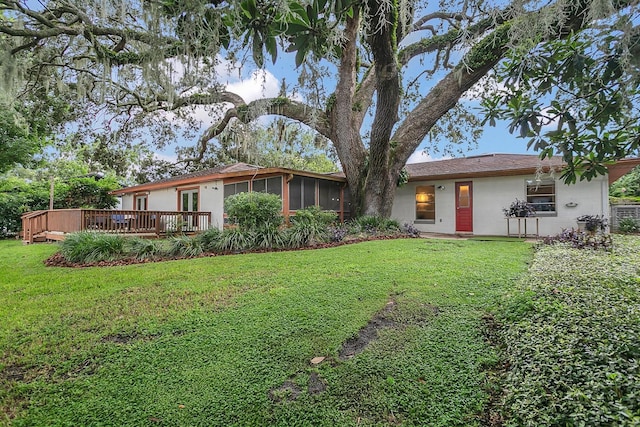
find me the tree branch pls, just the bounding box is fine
[398,11,509,67]
[187,96,331,163]
[391,1,595,174]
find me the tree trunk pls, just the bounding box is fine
[362,172,396,217]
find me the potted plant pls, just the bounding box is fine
[503,199,536,217]
[576,214,608,234]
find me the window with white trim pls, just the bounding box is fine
[415,185,436,222]
[526,179,556,213]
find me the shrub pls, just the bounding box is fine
[59,232,126,263]
[197,227,223,252]
[126,238,165,260]
[285,222,329,248]
[252,226,286,249]
[167,235,204,258]
[290,206,337,226]
[577,214,608,233]
[402,223,421,238]
[216,228,253,252]
[617,217,640,234]
[328,225,349,242]
[351,215,401,234]
[542,228,612,251]
[225,192,283,231]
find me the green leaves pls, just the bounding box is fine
[482,27,640,184]
[230,0,352,68]
[497,237,640,426]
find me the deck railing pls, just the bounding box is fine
[21,209,212,243]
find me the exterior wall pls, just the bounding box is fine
[391,174,609,236]
[193,181,225,229]
[121,179,225,230]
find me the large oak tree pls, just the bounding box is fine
[1,0,638,216]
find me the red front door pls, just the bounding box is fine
[455,182,473,233]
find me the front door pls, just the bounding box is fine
[455,182,473,233]
[179,188,199,230]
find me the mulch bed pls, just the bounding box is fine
[44,234,415,268]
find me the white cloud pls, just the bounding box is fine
[226,69,280,102]
[463,75,510,101]
[539,106,562,129]
[407,149,453,164]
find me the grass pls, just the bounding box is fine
[0,238,532,426]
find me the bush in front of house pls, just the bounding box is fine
[168,235,204,258]
[196,227,223,252]
[126,237,165,260]
[225,192,283,231]
[59,231,127,263]
[350,215,401,235]
[541,228,613,251]
[285,221,329,248]
[290,206,338,227]
[56,210,419,264]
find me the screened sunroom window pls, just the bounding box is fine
[251,176,283,197]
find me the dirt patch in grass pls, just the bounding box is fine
[338,300,440,361]
[101,332,140,344]
[270,371,328,403]
[339,301,398,360]
[0,364,26,382]
[308,372,327,395]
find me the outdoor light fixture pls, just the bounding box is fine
[437,185,446,190]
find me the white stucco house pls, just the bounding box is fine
[112,154,640,237]
[393,154,639,236]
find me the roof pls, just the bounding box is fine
[113,154,640,196]
[113,162,345,195]
[405,154,564,181]
[144,162,262,187]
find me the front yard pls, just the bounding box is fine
[1,238,530,426]
[1,236,638,426]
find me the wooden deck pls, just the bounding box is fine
[21,209,212,244]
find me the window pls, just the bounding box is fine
[415,186,435,221]
[224,181,249,199]
[526,179,556,213]
[289,176,317,210]
[318,180,341,211]
[251,176,283,197]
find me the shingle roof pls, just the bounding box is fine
[405,154,564,180]
[147,162,262,186]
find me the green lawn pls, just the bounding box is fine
[0,238,531,426]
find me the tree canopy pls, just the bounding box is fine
[1,0,639,215]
